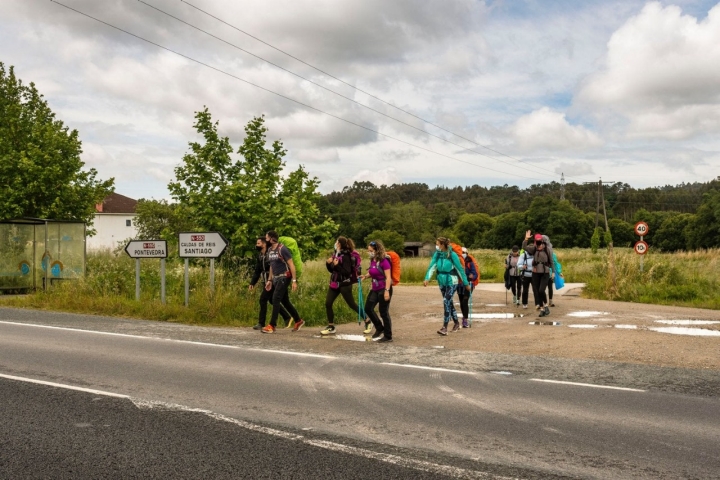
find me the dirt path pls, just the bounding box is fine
[329,284,720,371]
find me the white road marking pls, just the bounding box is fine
[381,363,476,375]
[0,320,335,359]
[530,378,645,392]
[655,320,720,325]
[649,327,720,337]
[0,373,129,398]
[1,373,499,479]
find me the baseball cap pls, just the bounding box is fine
[511,245,519,252]
[534,233,543,241]
[461,247,468,254]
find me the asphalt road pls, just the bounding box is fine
[1,315,719,479]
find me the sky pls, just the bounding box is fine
[1,0,720,199]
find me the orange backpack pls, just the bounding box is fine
[450,243,480,286]
[386,251,401,286]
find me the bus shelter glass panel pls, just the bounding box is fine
[0,224,35,290]
[35,222,86,288]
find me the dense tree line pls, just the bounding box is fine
[320,179,720,254]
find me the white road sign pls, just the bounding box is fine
[178,232,228,258]
[634,221,649,237]
[124,240,168,259]
[634,240,649,255]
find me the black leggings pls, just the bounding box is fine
[510,276,522,298]
[532,273,550,307]
[325,284,360,323]
[259,285,289,326]
[270,277,301,327]
[521,276,533,306]
[548,279,554,301]
[456,285,475,318]
[365,287,392,339]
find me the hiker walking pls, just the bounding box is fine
[516,247,534,309]
[423,237,470,335]
[522,231,553,317]
[249,237,290,330]
[361,240,393,343]
[321,236,363,335]
[543,235,563,307]
[505,246,523,306]
[457,246,478,328]
[262,230,304,333]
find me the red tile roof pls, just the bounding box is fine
[96,193,138,214]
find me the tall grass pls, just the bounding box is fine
[2,248,719,326]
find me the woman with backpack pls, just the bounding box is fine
[458,246,478,328]
[505,245,523,307]
[360,240,393,343]
[321,236,362,335]
[423,237,470,335]
[522,231,553,317]
[516,247,534,309]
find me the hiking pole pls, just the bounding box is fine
[468,288,473,328]
[357,278,365,325]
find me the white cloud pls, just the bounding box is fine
[351,167,401,187]
[510,107,602,151]
[577,1,720,139]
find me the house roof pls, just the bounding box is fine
[96,193,138,214]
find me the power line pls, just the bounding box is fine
[177,0,582,180]
[48,0,553,182]
[137,0,560,181]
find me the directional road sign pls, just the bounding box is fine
[634,221,649,237]
[125,240,168,258]
[178,232,228,258]
[634,240,649,255]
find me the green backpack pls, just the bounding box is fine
[278,236,303,279]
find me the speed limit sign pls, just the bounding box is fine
[634,221,649,237]
[634,240,649,255]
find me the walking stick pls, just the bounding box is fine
[468,287,473,328]
[357,278,365,325]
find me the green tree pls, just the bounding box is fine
[0,63,114,227]
[686,190,720,250]
[483,212,525,249]
[134,199,195,241]
[591,227,601,253]
[454,213,494,248]
[169,110,336,260]
[364,230,405,255]
[543,201,594,248]
[654,213,694,252]
[607,218,635,248]
[384,201,431,241]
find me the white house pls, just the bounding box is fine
[86,193,138,251]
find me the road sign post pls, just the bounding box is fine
[178,232,228,306]
[634,222,650,272]
[124,240,169,303]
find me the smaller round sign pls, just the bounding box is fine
[634,240,648,255]
[634,221,649,236]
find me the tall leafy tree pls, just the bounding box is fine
[0,63,114,226]
[169,109,335,260]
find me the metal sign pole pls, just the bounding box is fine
[161,258,166,305]
[135,258,141,301]
[210,258,215,291]
[184,258,189,307]
[640,235,644,273]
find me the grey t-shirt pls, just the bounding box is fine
[267,244,293,277]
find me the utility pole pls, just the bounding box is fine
[585,178,618,297]
[560,173,565,201]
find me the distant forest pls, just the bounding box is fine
[318,177,720,253]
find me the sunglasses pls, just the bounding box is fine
[369,241,377,247]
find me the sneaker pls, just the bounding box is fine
[522,305,528,309]
[512,295,517,305]
[261,325,276,334]
[285,319,295,329]
[451,322,460,333]
[253,324,263,330]
[363,321,372,335]
[377,337,393,343]
[544,306,550,316]
[535,305,541,310]
[292,319,305,332]
[437,326,448,336]
[372,329,384,339]
[550,302,555,307]
[462,318,470,328]
[320,325,336,335]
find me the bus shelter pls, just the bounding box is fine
[0,218,86,292]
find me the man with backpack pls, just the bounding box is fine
[522,231,553,317]
[505,245,523,307]
[516,247,534,309]
[321,236,363,335]
[262,230,304,333]
[249,237,291,330]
